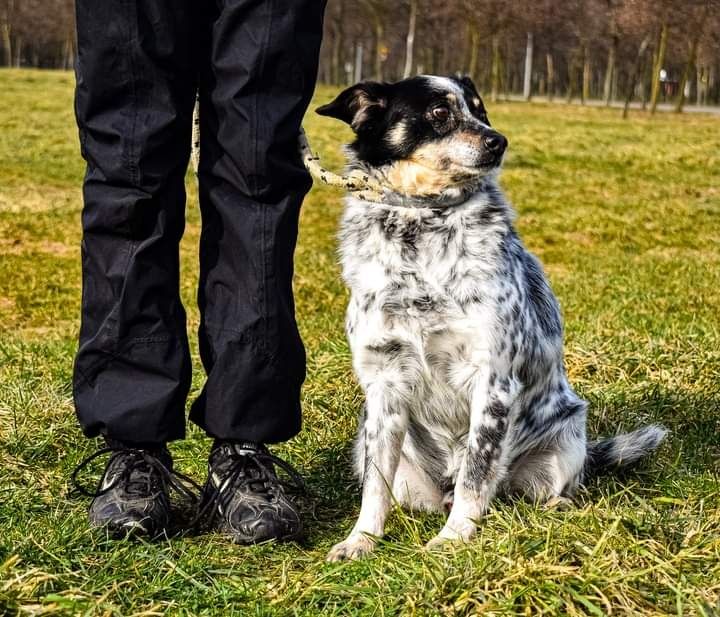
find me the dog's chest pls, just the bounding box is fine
[340,202,500,329]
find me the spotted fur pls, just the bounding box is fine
[318,75,666,562]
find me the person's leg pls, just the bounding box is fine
[73,0,198,445]
[190,0,326,444]
[189,0,325,544]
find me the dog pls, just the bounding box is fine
[316,75,666,561]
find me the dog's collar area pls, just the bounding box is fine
[298,128,478,209]
[348,186,472,209]
[298,128,385,202]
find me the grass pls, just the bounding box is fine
[0,67,719,616]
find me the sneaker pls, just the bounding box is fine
[200,441,304,544]
[72,440,199,539]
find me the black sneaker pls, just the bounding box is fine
[200,441,304,544]
[71,440,199,539]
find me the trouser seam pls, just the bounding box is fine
[255,0,274,353]
[125,0,140,186]
[74,335,177,387]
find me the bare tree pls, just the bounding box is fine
[674,1,712,112]
[649,21,669,114]
[1,0,15,67]
[402,0,418,78]
[603,0,620,105]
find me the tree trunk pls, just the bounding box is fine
[490,34,501,103]
[373,20,384,80]
[330,3,344,85]
[1,0,13,68]
[566,57,577,103]
[674,43,698,113]
[354,42,363,83]
[361,1,385,81]
[546,52,555,101]
[504,43,512,100]
[330,32,340,85]
[603,35,617,105]
[13,35,21,67]
[467,25,479,82]
[709,65,716,106]
[1,24,10,67]
[640,53,650,109]
[650,23,668,115]
[581,45,591,104]
[402,0,417,78]
[695,66,707,105]
[523,32,533,101]
[64,35,75,70]
[622,36,650,119]
[674,6,707,113]
[439,12,450,75]
[696,65,703,105]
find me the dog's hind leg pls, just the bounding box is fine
[507,416,586,504]
[507,446,583,505]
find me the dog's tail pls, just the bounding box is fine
[584,424,667,477]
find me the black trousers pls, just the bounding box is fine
[73,0,325,445]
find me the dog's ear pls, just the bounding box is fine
[452,73,490,125]
[316,82,389,132]
[454,74,481,99]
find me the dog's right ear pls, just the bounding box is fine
[315,82,389,132]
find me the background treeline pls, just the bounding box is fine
[1,0,75,70]
[2,0,719,111]
[320,0,720,112]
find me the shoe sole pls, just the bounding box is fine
[91,517,167,540]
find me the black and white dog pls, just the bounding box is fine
[316,75,666,561]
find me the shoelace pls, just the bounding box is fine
[70,446,202,507]
[193,449,306,527]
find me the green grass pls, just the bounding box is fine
[1,68,719,616]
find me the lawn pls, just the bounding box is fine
[0,68,719,616]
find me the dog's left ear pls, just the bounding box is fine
[316,81,389,132]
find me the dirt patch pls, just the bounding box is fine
[0,185,80,214]
[0,238,76,257]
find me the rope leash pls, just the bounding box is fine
[191,97,386,202]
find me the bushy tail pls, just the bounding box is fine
[584,424,668,477]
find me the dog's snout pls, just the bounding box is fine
[483,132,508,154]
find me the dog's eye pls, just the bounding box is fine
[432,106,450,122]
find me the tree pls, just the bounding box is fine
[402,0,418,78]
[603,0,620,105]
[674,1,712,112]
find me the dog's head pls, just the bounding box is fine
[316,75,507,199]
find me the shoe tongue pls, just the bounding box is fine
[230,441,261,456]
[103,437,172,468]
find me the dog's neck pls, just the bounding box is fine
[347,159,500,209]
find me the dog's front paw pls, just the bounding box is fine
[544,495,574,510]
[425,534,453,551]
[326,534,376,562]
[425,521,476,550]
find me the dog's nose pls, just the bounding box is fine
[483,132,507,154]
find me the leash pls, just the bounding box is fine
[191,97,386,202]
